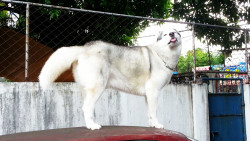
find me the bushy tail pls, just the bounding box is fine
[39,47,83,89]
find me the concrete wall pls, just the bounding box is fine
[244,84,250,141]
[0,82,209,140]
[192,84,210,141]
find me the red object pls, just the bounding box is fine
[0,126,190,141]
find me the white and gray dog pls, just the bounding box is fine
[39,29,182,130]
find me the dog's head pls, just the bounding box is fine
[157,29,182,48]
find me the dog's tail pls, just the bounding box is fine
[39,47,83,89]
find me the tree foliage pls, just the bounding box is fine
[0,2,9,26]
[1,0,171,49]
[171,0,249,49]
[178,48,225,73]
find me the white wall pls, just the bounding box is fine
[192,84,210,141]
[0,82,209,140]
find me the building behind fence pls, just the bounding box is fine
[0,0,249,83]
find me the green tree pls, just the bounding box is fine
[0,0,171,49]
[178,48,225,73]
[0,2,9,27]
[171,0,248,49]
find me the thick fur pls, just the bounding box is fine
[39,29,182,130]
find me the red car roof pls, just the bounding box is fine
[0,126,190,141]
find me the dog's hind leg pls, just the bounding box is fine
[145,82,164,129]
[82,87,104,130]
[75,54,109,130]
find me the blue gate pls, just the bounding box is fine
[202,78,246,141]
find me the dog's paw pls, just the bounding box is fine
[149,121,164,129]
[153,123,164,129]
[87,123,102,130]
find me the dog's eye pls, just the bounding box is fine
[163,34,167,36]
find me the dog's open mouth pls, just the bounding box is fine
[168,37,177,44]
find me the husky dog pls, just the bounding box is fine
[39,29,182,130]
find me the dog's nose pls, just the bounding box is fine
[169,32,174,37]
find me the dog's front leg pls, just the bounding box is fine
[145,85,164,129]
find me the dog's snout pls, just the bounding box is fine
[169,32,174,37]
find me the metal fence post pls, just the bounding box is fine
[25,4,30,80]
[245,30,249,83]
[192,24,196,83]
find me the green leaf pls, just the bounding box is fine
[49,9,61,20]
[45,0,51,4]
[0,2,5,6]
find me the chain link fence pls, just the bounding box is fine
[0,0,249,83]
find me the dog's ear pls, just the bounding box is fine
[174,29,181,37]
[157,31,163,41]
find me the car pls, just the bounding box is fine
[0,126,196,141]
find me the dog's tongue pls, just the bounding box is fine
[171,38,177,42]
